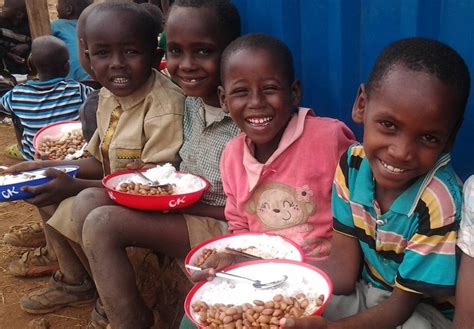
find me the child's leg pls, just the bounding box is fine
[82,205,191,329]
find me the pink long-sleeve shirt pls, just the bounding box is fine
[220,108,355,261]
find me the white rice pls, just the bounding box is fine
[222,234,300,259]
[0,172,44,185]
[119,163,205,194]
[197,268,323,315]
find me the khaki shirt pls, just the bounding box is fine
[88,70,184,174]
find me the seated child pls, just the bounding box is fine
[452,176,474,328]
[280,38,470,329]
[16,0,239,327]
[195,33,355,276]
[3,0,183,297]
[0,0,30,78]
[0,35,92,160]
[73,1,241,327]
[51,0,92,81]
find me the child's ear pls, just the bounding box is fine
[291,80,302,107]
[218,86,229,113]
[352,84,367,124]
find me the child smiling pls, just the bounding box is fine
[281,37,470,329]
[11,1,184,318]
[217,33,355,261]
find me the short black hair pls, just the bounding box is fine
[73,0,93,15]
[168,0,240,45]
[366,37,471,118]
[140,2,164,34]
[220,33,295,85]
[31,35,69,77]
[86,2,158,50]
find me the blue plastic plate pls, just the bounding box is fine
[0,165,79,202]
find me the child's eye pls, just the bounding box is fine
[168,48,181,55]
[231,88,248,96]
[262,85,279,93]
[197,49,212,56]
[421,134,439,144]
[93,49,109,56]
[125,49,139,55]
[379,121,396,130]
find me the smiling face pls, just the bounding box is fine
[165,6,226,107]
[219,48,300,163]
[86,10,154,97]
[353,65,460,199]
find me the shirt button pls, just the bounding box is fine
[376,219,385,225]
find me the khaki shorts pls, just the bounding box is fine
[324,281,451,329]
[183,214,228,248]
[46,196,79,243]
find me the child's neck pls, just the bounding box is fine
[202,94,220,108]
[374,186,402,214]
[254,128,286,164]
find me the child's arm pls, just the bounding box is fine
[180,202,225,221]
[280,288,422,329]
[310,231,361,295]
[452,252,474,328]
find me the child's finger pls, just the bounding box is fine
[191,267,216,282]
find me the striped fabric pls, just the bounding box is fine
[0,78,92,160]
[332,144,462,318]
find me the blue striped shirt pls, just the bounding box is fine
[0,78,93,160]
[333,144,461,319]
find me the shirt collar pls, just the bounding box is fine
[100,69,156,110]
[352,152,451,216]
[243,107,313,191]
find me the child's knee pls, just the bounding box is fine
[82,206,121,247]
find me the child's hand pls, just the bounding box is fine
[280,316,328,329]
[21,168,79,207]
[191,252,238,282]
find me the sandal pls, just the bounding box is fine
[8,246,59,277]
[87,298,109,329]
[5,143,24,160]
[3,222,46,248]
[20,271,96,314]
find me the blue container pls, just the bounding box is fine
[232,0,474,180]
[0,165,79,202]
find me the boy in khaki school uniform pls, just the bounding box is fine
[2,2,184,313]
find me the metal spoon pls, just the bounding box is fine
[133,170,173,189]
[185,264,288,289]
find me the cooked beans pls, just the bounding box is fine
[38,130,87,160]
[192,293,325,328]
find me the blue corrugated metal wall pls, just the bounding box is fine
[232,0,474,180]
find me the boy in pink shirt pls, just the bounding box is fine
[218,33,355,262]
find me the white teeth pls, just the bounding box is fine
[190,79,197,83]
[113,77,128,84]
[381,161,406,173]
[247,117,272,125]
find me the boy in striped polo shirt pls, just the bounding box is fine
[0,35,92,160]
[281,38,469,329]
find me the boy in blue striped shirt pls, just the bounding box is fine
[281,38,469,329]
[0,35,92,160]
